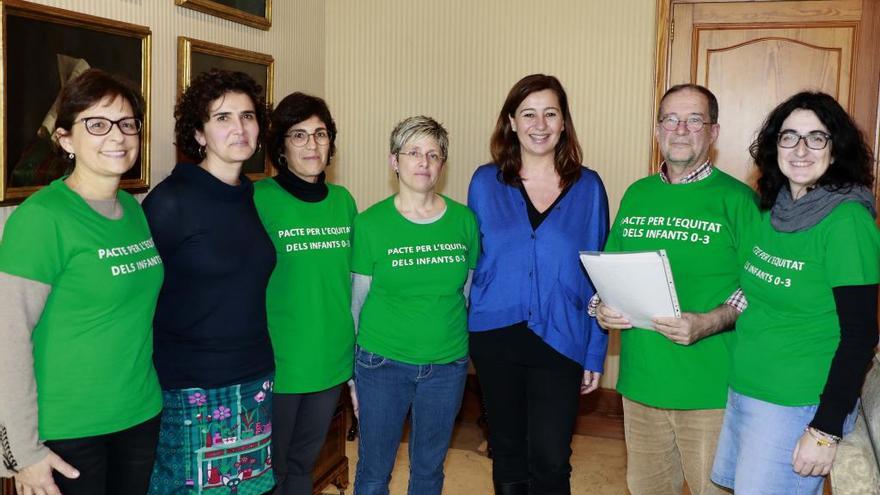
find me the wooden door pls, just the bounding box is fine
[654,0,880,192]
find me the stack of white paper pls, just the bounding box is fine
[579,250,681,329]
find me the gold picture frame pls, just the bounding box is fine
[176,0,271,31]
[0,0,151,204]
[178,37,274,180]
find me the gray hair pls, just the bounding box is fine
[389,115,449,160]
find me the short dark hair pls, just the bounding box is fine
[174,69,268,161]
[658,84,719,123]
[489,74,583,188]
[267,92,337,171]
[751,91,875,209]
[54,68,145,158]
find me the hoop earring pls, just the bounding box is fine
[198,146,206,159]
[256,142,262,153]
[279,154,288,166]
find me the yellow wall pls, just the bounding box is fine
[326,0,657,214]
[0,0,325,225]
[326,0,658,386]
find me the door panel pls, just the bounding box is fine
[698,27,853,183]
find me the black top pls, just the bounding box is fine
[810,284,879,436]
[142,163,276,389]
[519,183,573,230]
[273,166,328,202]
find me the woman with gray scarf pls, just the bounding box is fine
[710,91,879,494]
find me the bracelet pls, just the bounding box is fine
[805,426,841,447]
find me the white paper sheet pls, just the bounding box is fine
[579,250,681,329]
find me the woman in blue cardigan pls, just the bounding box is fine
[468,74,609,495]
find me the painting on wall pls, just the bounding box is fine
[178,37,274,179]
[176,0,271,30]
[0,0,151,204]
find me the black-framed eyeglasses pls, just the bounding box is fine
[658,115,713,133]
[777,130,831,150]
[397,149,444,165]
[77,117,142,136]
[285,129,330,147]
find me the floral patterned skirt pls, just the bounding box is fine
[148,374,275,494]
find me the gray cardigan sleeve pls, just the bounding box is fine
[0,272,51,477]
[351,273,372,334]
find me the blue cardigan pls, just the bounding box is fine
[467,163,609,372]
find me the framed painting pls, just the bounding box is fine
[0,0,151,204]
[176,0,271,30]
[178,37,274,180]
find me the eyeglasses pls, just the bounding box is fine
[397,149,444,165]
[658,115,713,133]
[77,117,142,136]
[285,129,330,147]
[777,130,831,150]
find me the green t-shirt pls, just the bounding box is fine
[254,179,357,393]
[0,179,163,440]
[606,170,758,409]
[732,202,880,406]
[351,195,479,364]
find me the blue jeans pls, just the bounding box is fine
[711,389,858,494]
[353,346,468,495]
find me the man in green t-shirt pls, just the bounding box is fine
[593,84,758,495]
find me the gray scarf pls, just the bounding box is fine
[771,184,877,232]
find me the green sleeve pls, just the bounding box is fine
[604,207,624,253]
[824,203,880,287]
[0,203,63,284]
[344,189,358,219]
[351,215,374,275]
[730,188,760,253]
[252,185,269,224]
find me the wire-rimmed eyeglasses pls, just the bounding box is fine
[658,115,713,133]
[285,129,330,147]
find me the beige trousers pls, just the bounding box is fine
[623,397,730,495]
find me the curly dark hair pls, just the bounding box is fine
[174,69,269,161]
[489,74,583,188]
[267,92,337,171]
[54,68,145,160]
[751,91,875,210]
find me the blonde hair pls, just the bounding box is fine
[389,115,448,160]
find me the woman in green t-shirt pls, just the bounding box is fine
[254,92,356,494]
[711,92,880,494]
[350,116,479,495]
[0,69,163,494]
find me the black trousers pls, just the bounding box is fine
[470,324,583,495]
[271,384,342,495]
[44,414,161,495]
